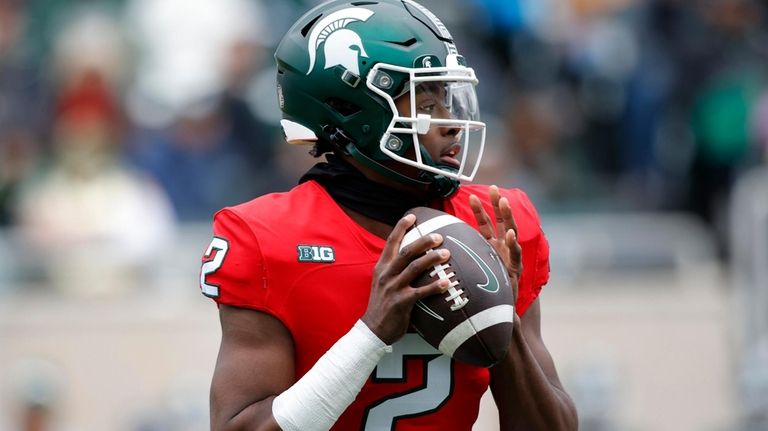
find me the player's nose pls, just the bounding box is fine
[442,126,460,137]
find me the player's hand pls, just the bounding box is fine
[362,214,452,345]
[469,185,522,303]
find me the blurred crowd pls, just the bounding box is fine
[1,0,767,263]
[2,1,768,430]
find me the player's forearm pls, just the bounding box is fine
[272,320,391,431]
[212,320,390,431]
[490,328,578,431]
[212,397,282,431]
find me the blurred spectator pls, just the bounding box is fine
[567,352,624,431]
[123,0,288,221]
[753,90,768,161]
[738,337,768,431]
[680,0,766,257]
[8,357,62,431]
[13,10,175,296]
[0,0,52,226]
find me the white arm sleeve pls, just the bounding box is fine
[272,320,391,431]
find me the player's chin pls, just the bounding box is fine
[437,157,461,170]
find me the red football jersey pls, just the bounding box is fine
[199,180,550,430]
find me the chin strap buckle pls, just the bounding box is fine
[425,172,460,198]
[321,125,356,155]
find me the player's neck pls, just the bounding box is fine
[302,154,436,227]
[339,204,394,239]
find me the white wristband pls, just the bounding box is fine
[272,320,391,431]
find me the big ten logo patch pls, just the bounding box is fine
[297,245,336,263]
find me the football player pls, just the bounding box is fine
[200,0,577,430]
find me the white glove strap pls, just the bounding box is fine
[272,320,392,431]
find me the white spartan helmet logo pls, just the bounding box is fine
[306,8,375,76]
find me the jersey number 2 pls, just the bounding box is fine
[363,334,453,430]
[200,237,229,297]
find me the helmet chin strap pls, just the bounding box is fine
[346,142,460,198]
[324,125,461,198]
[361,146,459,198]
[345,143,428,186]
[422,168,461,198]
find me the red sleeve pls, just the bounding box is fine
[500,188,550,316]
[199,208,271,311]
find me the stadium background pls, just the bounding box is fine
[1,0,767,430]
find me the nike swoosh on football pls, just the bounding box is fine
[446,235,499,293]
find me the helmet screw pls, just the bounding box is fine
[386,136,403,151]
[377,73,393,89]
[362,125,370,134]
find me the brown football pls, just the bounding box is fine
[402,206,515,367]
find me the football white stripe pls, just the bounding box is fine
[437,304,515,357]
[400,214,464,249]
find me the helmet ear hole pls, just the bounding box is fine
[325,97,362,117]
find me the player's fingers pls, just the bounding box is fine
[505,229,523,277]
[388,232,444,276]
[490,185,512,237]
[489,184,503,229]
[410,277,451,303]
[381,214,416,261]
[469,194,496,240]
[394,247,450,287]
[498,196,518,236]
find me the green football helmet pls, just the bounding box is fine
[275,0,486,196]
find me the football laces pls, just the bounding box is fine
[429,261,468,311]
